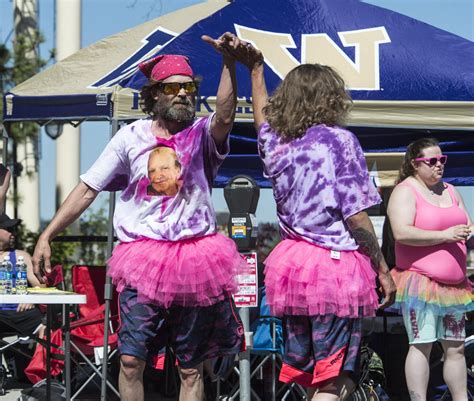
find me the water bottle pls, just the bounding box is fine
[0,258,5,294]
[16,255,28,295]
[3,255,13,294]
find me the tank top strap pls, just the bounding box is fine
[397,180,423,202]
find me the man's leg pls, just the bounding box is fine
[440,339,468,401]
[405,342,432,401]
[178,363,204,401]
[170,298,243,401]
[117,288,167,401]
[119,355,146,401]
[308,372,355,401]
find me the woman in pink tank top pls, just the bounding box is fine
[388,138,473,401]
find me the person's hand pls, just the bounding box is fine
[202,32,241,61]
[378,270,396,310]
[32,235,52,285]
[467,225,474,248]
[219,37,264,71]
[202,32,264,69]
[17,303,34,313]
[442,224,471,243]
[237,41,264,71]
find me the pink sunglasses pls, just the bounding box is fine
[413,155,448,166]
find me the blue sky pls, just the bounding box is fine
[1,0,473,223]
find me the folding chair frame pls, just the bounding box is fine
[70,341,120,400]
[214,317,307,401]
[68,265,121,400]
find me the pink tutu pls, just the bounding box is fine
[264,239,378,318]
[107,233,246,307]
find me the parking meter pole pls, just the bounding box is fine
[239,306,251,401]
[224,176,260,401]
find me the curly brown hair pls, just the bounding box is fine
[139,81,160,117]
[263,64,352,140]
[396,137,440,184]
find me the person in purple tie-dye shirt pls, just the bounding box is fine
[31,33,247,401]
[230,43,396,400]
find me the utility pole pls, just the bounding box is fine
[12,0,40,231]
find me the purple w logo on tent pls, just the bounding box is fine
[88,27,177,89]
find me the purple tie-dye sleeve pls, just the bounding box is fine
[80,128,129,192]
[333,130,381,220]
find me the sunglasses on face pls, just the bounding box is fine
[413,155,448,166]
[156,81,198,96]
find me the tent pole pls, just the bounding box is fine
[101,118,119,401]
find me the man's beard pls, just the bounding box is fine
[153,97,196,123]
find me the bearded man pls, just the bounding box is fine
[32,33,245,401]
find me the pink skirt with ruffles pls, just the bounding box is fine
[264,239,379,318]
[107,233,246,307]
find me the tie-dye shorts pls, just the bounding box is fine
[279,314,362,387]
[118,287,244,368]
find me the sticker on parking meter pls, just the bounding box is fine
[234,252,258,308]
[232,225,247,238]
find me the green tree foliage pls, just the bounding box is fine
[8,31,47,144]
[0,44,11,125]
[79,204,109,266]
[0,44,10,107]
[16,224,77,268]
[15,205,110,289]
[1,27,52,209]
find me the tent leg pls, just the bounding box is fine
[101,119,119,401]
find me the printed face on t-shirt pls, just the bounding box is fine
[146,147,182,197]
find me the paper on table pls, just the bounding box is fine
[28,287,75,295]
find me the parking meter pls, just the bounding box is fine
[224,175,260,251]
[224,175,259,401]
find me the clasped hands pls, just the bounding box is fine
[201,32,263,69]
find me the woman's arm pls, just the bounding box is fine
[388,184,469,246]
[453,186,474,248]
[249,60,267,132]
[223,40,266,131]
[454,186,473,226]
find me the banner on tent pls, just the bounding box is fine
[111,87,473,129]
